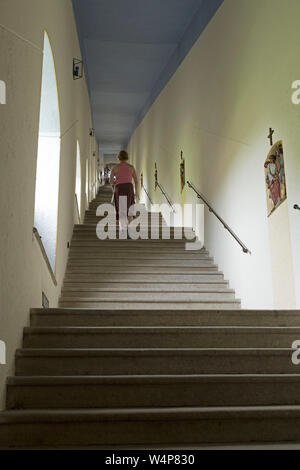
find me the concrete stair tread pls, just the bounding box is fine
[60,293,235,300]
[45,304,243,311]
[8,373,300,385]
[62,281,229,285]
[3,405,300,424]
[60,298,241,308]
[62,280,228,283]
[61,287,233,293]
[68,252,209,257]
[33,308,287,326]
[74,227,192,231]
[74,226,194,229]
[69,249,208,253]
[23,325,300,333]
[68,256,212,260]
[16,347,293,356]
[72,241,194,244]
[69,245,207,249]
[66,263,217,267]
[8,373,300,411]
[63,276,226,282]
[64,270,220,274]
[30,308,300,317]
[22,325,297,349]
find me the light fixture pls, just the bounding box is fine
[73,58,83,80]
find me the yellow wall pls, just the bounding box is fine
[0,0,98,409]
[128,0,300,310]
[268,201,296,308]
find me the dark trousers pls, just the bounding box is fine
[114,183,135,221]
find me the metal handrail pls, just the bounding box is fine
[156,182,176,212]
[187,181,251,255]
[142,184,154,205]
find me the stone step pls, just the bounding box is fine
[79,227,181,234]
[87,204,116,209]
[70,240,197,247]
[86,208,162,213]
[2,405,300,447]
[58,300,240,310]
[85,216,164,221]
[15,348,293,376]
[61,283,229,292]
[84,213,164,220]
[66,259,214,267]
[73,234,196,241]
[79,236,197,242]
[89,198,112,203]
[69,247,207,255]
[74,225,193,231]
[89,197,112,201]
[63,273,225,282]
[29,309,300,328]
[59,292,235,303]
[68,252,211,260]
[75,225,180,230]
[22,326,299,349]
[6,374,300,410]
[75,233,196,239]
[83,222,172,228]
[65,266,219,274]
[83,221,170,227]
[72,237,198,244]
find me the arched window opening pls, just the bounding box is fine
[75,141,81,218]
[34,32,61,272]
[86,159,89,205]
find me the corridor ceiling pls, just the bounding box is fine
[72,0,223,159]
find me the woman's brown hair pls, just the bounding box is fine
[118,150,129,161]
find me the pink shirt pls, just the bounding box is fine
[114,162,134,185]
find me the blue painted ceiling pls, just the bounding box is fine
[72,0,223,158]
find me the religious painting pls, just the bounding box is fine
[264,140,287,216]
[180,151,185,193]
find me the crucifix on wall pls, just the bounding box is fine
[268,128,274,146]
[180,151,185,192]
[154,163,158,189]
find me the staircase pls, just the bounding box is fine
[1,186,300,448]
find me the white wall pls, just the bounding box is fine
[0,0,98,409]
[128,0,300,310]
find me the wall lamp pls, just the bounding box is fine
[73,58,83,80]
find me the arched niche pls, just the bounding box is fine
[34,31,61,273]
